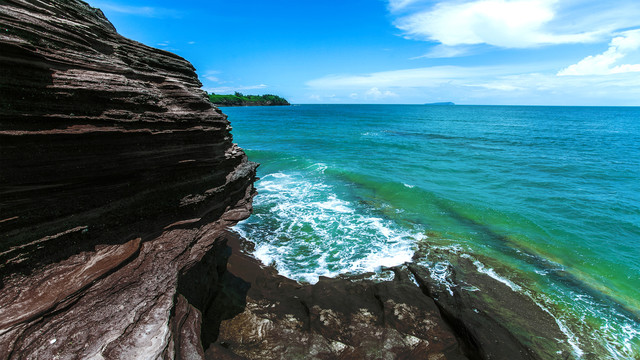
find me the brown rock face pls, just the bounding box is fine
[0,0,257,358]
[0,0,255,275]
[0,1,566,359]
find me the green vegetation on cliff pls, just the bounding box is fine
[208,92,290,106]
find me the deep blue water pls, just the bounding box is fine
[226,104,640,359]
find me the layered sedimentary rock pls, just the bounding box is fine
[0,0,257,357]
[0,1,569,359]
[0,0,255,275]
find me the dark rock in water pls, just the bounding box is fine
[406,252,576,360]
[199,233,571,360]
[0,1,570,359]
[203,235,468,360]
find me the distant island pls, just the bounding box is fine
[424,102,455,105]
[208,92,290,106]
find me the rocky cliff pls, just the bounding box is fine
[0,0,257,357]
[0,1,573,359]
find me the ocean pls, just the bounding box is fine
[227,104,640,359]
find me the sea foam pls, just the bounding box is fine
[235,169,420,284]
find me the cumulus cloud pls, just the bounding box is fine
[558,29,640,75]
[365,87,398,99]
[395,0,602,48]
[308,94,338,102]
[305,62,640,105]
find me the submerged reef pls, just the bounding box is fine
[0,0,573,358]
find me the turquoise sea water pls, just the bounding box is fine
[227,105,640,359]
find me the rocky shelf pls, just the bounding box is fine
[0,1,574,359]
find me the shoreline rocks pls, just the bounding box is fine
[0,1,573,359]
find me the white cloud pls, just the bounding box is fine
[308,94,338,102]
[202,70,222,82]
[467,82,524,91]
[388,0,419,12]
[395,0,605,48]
[306,65,527,89]
[155,41,178,51]
[306,62,640,105]
[558,29,640,75]
[365,87,398,99]
[457,69,640,104]
[411,45,473,59]
[188,41,196,45]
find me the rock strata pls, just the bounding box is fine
[0,1,572,359]
[0,0,255,279]
[0,0,257,358]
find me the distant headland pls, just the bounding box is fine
[424,102,455,106]
[208,92,290,106]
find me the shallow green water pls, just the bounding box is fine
[228,104,640,359]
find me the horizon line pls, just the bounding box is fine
[284,103,640,107]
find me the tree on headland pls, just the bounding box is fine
[208,92,290,106]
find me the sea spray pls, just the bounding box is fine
[236,169,421,284]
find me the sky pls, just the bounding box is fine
[86,0,640,105]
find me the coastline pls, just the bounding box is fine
[225,104,640,359]
[202,231,574,359]
[213,103,291,107]
[2,0,637,358]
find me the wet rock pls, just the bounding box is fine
[203,235,468,360]
[0,1,571,359]
[407,258,574,360]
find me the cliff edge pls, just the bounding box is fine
[0,0,256,357]
[0,1,573,359]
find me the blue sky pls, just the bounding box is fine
[86,0,640,105]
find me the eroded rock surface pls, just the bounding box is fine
[0,0,255,276]
[0,1,569,359]
[0,0,257,358]
[203,235,468,360]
